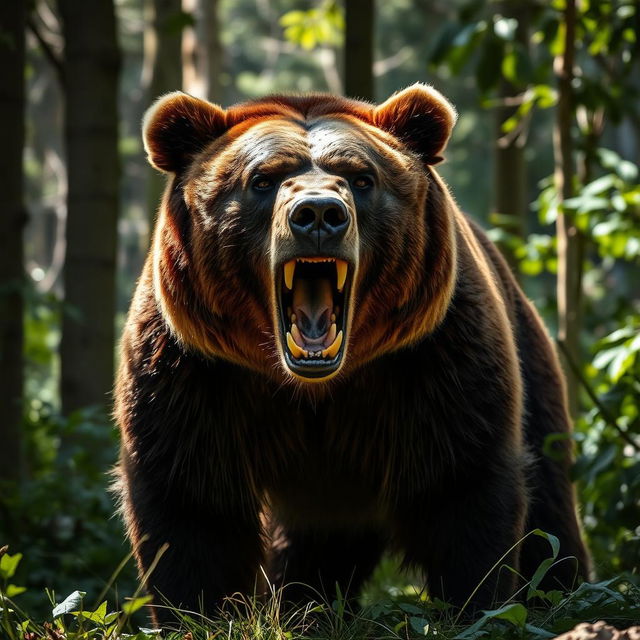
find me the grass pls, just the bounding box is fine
[1,543,639,640]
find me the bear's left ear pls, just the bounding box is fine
[143,92,227,174]
[373,84,457,164]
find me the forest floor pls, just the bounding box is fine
[2,545,639,640]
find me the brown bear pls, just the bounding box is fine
[114,84,590,628]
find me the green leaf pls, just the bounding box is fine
[5,584,26,597]
[501,50,517,83]
[53,590,86,618]
[454,604,530,639]
[79,600,108,624]
[398,602,423,614]
[485,602,528,627]
[583,174,617,196]
[279,10,306,27]
[609,348,635,382]
[527,557,557,599]
[121,594,153,615]
[533,84,557,109]
[502,43,533,85]
[409,616,430,635]
[393,619,408,633]
[300,28,316,50]
[454,615,488,640]
[532,529,561,558]
[524,623,556,638]
[0,552,22,580]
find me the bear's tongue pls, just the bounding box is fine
[291,276,334,347]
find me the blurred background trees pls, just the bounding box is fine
[0,0,638,616]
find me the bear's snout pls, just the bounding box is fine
[288,195,351,253]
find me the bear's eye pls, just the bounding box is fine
[351,174,374,190]
[251,175,275,192]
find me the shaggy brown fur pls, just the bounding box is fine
[114,84,589,628]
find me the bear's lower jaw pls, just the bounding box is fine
[276,256,352,380]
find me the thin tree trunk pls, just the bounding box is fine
[183,0,222,102]
[58,0,120,414]
[554,0,581,417]
[145,0,182,227]
[149,0,182,99]
[345,0,374,101]
[0,0,27,484]
[493,1,529,275]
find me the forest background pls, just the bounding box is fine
[0,0,638,638]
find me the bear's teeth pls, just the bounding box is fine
[290,313,297,324]
[336,259,348,292]
[321,331,343,359]
[291,322,304,346]
[325,322,337,346]
[286,331,307,359]
[284,260,296,290]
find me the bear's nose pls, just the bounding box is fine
[288,197,350,250]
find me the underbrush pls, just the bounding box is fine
[2,540,638,640]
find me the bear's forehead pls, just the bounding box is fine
[226,117,404,174]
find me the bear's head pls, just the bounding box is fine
[143,84,458,384]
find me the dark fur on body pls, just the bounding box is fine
[115,86,589,627]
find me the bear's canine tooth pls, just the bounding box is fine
[321,330,343,359]
[291,322,303,346]
[325,322,337,346]
[291,313,297,323]
[286,332,307,359]
[336,260,348,292]
[284,260,296,290]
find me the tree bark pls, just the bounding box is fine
[148,0,182,99]
[200,0,223,103]
[145,0,183,229]
[0,0,27,484]
[183,0,223,103]
[345,0,374,101]
[58,0,120,414]
[554,0,581,417]
[493,1,530,276]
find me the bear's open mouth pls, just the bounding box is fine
[277,257,351,379]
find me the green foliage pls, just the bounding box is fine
[0,403,136,620]
[280,1,344,50]
[0,284,137,618]
[2,543,639,639]
[433,0,640,585]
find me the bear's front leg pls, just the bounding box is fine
[122,468,264,629]
[394,463,527,614]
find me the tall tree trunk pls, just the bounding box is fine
[0,0,26,484]
[183,0,222,102]
[58,0,120,415]
[345,0,374,101]
[493,2,530,275]
[145,0,183,228]
[554,0,581,417]
[148,0,183,99]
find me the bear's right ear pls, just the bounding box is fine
[373,84,457,164]
[142,92,227,173]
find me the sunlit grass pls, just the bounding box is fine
[2,541,639,640]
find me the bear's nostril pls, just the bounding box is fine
[288,197,350,244]
[324,207,347,229]
[291,207,316,228]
